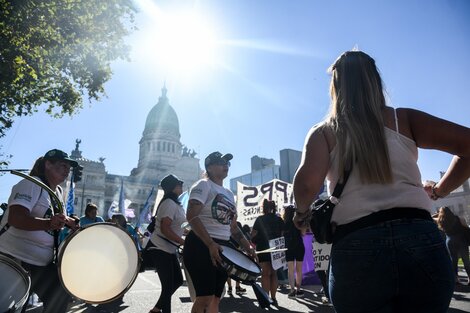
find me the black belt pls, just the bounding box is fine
[333,207,432,244]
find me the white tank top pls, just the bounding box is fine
[327,109,432,225]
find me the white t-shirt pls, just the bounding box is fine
[0,177,59,266]
[150,198,187,254]
[189,179,236,241]
[328,128,432,225]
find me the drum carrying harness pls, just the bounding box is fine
[2,171,66,264]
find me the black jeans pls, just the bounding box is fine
[21,262,70,313]
[152,249,183,313]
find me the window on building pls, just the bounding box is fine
[157,142,160,151]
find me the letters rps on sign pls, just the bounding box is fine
[236,179,294,227]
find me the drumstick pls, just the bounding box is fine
[255,246,280,253]
[255,248,288,254]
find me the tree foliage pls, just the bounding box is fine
[0,0,137,138]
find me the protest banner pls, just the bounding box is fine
[237,179,294,226]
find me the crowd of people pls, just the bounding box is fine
[0,50,469,313]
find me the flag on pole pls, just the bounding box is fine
[119,178,125,215]
[136,186,155,228]
[178,191,189,211]
[66,174,75,216]
[108,200,118,219]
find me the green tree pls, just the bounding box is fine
[0,0,137,140]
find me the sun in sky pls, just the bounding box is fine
[133,0,219,79]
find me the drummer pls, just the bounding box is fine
[183,152,257,313]
[0,149,79,313]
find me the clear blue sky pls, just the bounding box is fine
[1,0,469,203]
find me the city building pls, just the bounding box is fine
[229,148,302,193]
[69,86,202,221]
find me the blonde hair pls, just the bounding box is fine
[325,51,392,184]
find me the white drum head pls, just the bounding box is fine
[58,223,139,303]
[221,246,261,274]
[0,254,30,313]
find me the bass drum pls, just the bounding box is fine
[0,253,31,313]
[57,223,140,304]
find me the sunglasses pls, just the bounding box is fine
[212,160,231,167]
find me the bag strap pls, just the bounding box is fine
[331,170,351,199]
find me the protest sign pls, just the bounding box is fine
[269,236,286,270]
[312,241,332,271]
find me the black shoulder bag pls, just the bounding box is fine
[310,170,350,244]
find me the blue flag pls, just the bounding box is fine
[66,174,75,216]
[178,191,189,211]
[136,186,155,228]
[119,178,125,215]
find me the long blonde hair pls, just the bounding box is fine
[325,51,392,184]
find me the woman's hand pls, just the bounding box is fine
[49,214,67,230]
[208,241,222,266]
[64,215,79,231]
[293,210,311,230]
[246,245,258,263]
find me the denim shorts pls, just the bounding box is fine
[329,219,454,313]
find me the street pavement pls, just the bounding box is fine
[26,268,470,312]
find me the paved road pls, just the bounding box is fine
[26,268,470,312]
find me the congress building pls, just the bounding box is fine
[69,86,202,221]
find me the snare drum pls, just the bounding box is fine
[58,223,140,303]
[219,244,261,284]
[0,253,31,313]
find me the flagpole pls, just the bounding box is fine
[119,178,125,215]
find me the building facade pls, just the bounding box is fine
[69,86,202,221]
[229,149,302,193]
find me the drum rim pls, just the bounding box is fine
[0,252,31,311]
[218,243,261,276]
[57,222,141,304]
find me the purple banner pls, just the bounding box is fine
[301,233,321,285]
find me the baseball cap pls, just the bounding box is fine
[204,151,233,169]
[160,174,184,193]
[43,149,78,168]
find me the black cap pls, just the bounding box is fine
[160,174,184,193]
[204,151,233,169]
[43,149,78,167]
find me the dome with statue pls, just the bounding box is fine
[143,85,180,139]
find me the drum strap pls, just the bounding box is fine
[157,234,183,251]
[38,177,62,264]
[0,223,8,236]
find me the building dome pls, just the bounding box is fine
[143,86,180,138]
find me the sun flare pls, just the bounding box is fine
[134,1,219,76]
